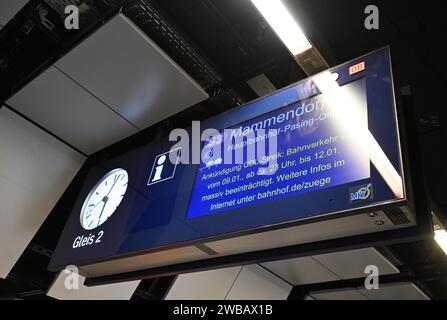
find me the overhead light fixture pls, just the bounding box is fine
[435,229,447,255]
[250,0,312,56]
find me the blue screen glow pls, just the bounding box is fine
[186,78,371,219]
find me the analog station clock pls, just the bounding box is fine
[80,168,129,230]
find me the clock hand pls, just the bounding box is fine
[93,199,104,208]
[105,174,121,198]
[96,201,107,228]
[93,175,120,210]
[96,174,122,227]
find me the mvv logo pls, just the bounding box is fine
[350,183,373,202]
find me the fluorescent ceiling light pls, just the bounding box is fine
[435,229,447,255]
[250,0,312,55]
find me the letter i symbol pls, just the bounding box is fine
[152,155,167,182]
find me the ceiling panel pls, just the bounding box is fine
[0,107,84,278]
[309,283,430,300]
[55,14,209,130]
[47,271,139,300]
[165,267,242,300]
[262,248,399,287]
[225,265,292,300]
[310,288,367,300]
[0,0,28,26]
[7,67,138,155]
[358,283,430,300]
[313,248,399,280]
[261,257,339,286]
[310,283,429,300]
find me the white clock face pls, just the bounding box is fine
[80,168,129,230]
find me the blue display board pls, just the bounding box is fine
[187,78,370,219]
[49,48,405,270]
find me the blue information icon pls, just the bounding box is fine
[147,148,181,186]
